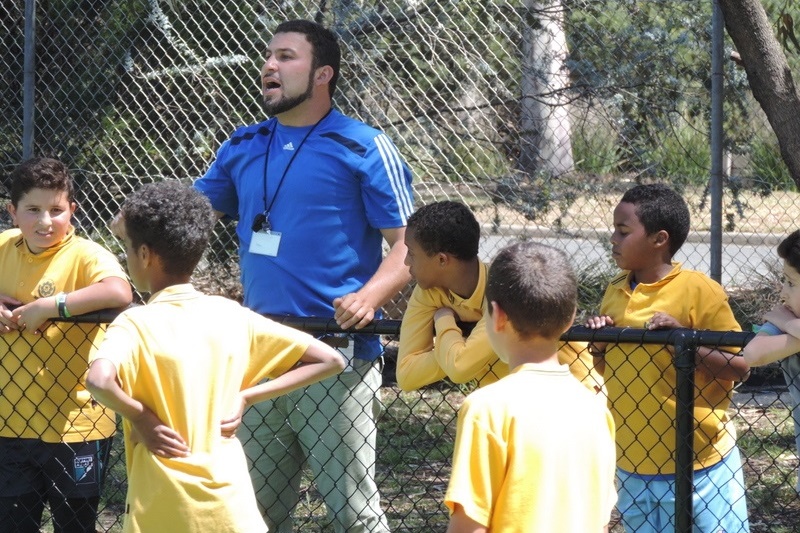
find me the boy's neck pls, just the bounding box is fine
[631,261,674,285]
[447,257,481,300]
[147,275,193,296]
[503,338,562,372]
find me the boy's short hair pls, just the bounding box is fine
[620,183,690,257]
[778,229,800,273]
[120,181,215,277]
[406,201,480,261]
[486,242,577,340]
[274,19,340,97]
[10,157,75,206]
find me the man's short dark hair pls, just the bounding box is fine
[406,201,480,261]
[486,242,577,340]
[121,181,215,277]
[621,183,690,257]
[778,229,800,274]
[274,19,340,98]
[10,157,75,206]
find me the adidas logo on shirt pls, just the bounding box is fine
[283,142,295,151]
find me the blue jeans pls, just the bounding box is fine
[617,447,750,533]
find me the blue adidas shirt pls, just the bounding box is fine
[196,110,414,360]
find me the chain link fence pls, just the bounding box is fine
[2,0,800,531]
[0,317,798,531]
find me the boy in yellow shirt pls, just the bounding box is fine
[0,157,132,532]
[444,242,617,532]
[586,183,750,532]
[86,181,345,533]
[398,200,603,393]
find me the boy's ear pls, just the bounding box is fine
[651,229,670,248]
[489,300,509,332]
[7,203,16,225]
[436,252,449,267]
[138,243,152,266]
[560,308,577,335]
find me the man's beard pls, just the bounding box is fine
[261,73,315,116]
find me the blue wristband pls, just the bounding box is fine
[752,321,783,336]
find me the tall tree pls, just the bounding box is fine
[520,0,574,177]
[718,0,800,187]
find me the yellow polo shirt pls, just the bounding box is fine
[91,284,314,533]
[398,261,604,394]
[600,263,742,474]
[0,227,125,442]
[445,363,617,531]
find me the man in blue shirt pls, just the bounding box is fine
[195,19,413,533]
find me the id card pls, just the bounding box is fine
[249,230,281,257]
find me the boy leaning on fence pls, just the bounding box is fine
[0,157,133,533]
[444,241,617,532]
[742,228,800,495]
[397,200,605,395]
[85,181,345,533]
[585,183,751,533]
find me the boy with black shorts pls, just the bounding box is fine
[0,157,132,532]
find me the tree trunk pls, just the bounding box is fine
[718,0,800,188]
[519,0,574,178]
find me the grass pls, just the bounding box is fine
[734,400,800,532]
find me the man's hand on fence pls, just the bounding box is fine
[333,292,376,330]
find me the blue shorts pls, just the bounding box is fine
[617,447,750,533]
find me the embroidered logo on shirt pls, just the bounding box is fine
[283,142,295,151]
[38,279,56,297]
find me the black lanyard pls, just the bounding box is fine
[253,109,333,232]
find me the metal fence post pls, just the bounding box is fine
[22,0,36,160]
[709,0,725,283]
[673,329,696,533]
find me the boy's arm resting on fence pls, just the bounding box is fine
[9,276,132,333]
[432,310,497,384]
[396,289,449,390]
[764,304,800,338]
[85,358,190,457]
[694,346,750,382]
[743,331,800,366]
[645,311,750,381]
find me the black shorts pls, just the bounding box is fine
[0,437,113,499]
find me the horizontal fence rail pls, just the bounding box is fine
[3,310,794,532]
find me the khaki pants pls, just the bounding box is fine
[240,359,389,533]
